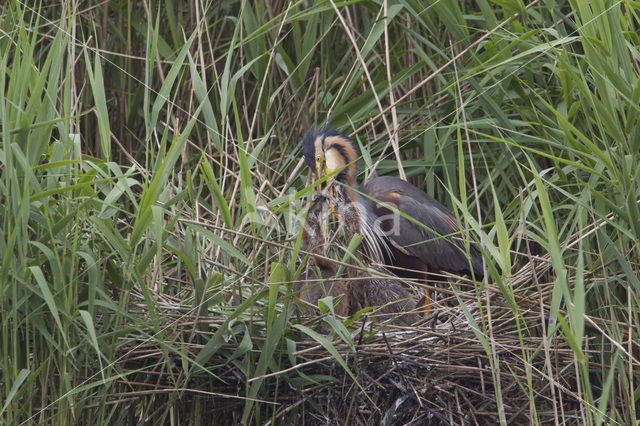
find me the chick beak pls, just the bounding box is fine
[315,156,338,221]
[327,188,338,222]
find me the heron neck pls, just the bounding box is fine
[336,175,357,199]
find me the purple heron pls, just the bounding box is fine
[302,127,484,307]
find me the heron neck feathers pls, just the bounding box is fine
[323,136,357,186]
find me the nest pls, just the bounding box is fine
[114,260,588,425]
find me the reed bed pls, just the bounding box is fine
[1,0,638,424]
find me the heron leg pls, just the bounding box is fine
[415,288,432,314]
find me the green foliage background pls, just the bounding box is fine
[0,0,638,424]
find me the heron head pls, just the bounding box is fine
[302,127,358,189]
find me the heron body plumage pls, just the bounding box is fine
[358,176,484,278]
[297,194,421,324]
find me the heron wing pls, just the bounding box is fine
[360,176,483,277]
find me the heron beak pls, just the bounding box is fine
[314,157,325,195]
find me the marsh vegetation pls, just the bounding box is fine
[1,0,639,424]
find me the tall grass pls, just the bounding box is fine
[1,0,638,423]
